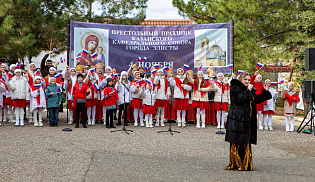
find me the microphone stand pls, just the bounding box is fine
[63,78,72,131]
[111,79,133,134]
[158,81,180,135]
[216,81,225,134]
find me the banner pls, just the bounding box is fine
[70,21,231,74]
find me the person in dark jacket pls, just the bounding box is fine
[40,51,59,78]
[225,72,271,171]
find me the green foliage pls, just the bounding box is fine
[0,0,148,64]
[173,0,315,86]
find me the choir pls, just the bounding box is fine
[0,58,300,132]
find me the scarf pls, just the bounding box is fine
[193,78,209,98]
[156,77,169,95]
[31,85,41,106]
[285,92,300,107]
[215,81,230,94]
[174,76,188,98]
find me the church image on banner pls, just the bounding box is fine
[194,28,227,67]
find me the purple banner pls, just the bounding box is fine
[70,21,231,74]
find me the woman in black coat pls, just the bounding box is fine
[225,72,271,171]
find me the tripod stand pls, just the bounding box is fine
[62,78,72,132]
[157,86,180,135]
[297,73,315,135]
[111,81,133,134]
[216,82,225,135]
[297,99,315,134]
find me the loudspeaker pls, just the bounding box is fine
[305,48,315,71]
[304,80,315,98]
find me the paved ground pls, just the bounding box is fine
[0,111,314,182]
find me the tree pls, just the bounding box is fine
[74,0,148,25]
[172,0,315,84]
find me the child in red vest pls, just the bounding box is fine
[103,77,119,128]
[72,74,90,128]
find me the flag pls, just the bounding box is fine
[270,82,277,86]
[0,62,2,67]
[141,57,147,62]
[93,83,99,91]
[152,70,157,75]
[184,64,189,70]
[145,79,152,85]
[145,67,149,72]
[60,58,65,63]
[279,80,284,84]
[154,64,160,69]
[55,73,62,79]
[56,87,62,93]
[90,68,95,73]
[82,49,88,55]
[91,52,98,59]
[205,78,210,81]
[33,84,41,88]
[198,65,202,70]
[113,73,118,79]
[228,64,233,69]
[163,67,169,71]
[61,59,65,63]
[76,56,82,60]
[34,70,41,76]
[238,70,244,75]
[16,62,21,68]
[109,90,115,95]
[53,48,59,51]
[256,63,264,69]
[137,57,141,62]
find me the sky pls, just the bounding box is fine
[92,0,187,20]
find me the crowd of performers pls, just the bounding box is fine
[0,54,300,132]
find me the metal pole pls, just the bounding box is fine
[231,20,234,74]
[62,19,72,131]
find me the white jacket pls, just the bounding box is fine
[30,86,46,112]
[142,89,157,106]
[188,76,212,102]
[0,83,7,106]
[263,87,278,112]
[7,76,30,100]
[130,80,145,99]
[115,81,131,105]
[169,76,192,99]
[212,81,230,104]
[154,76,170,100]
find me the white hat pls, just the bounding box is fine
[105,66,112,72]
[70,68,76,72]
[34,76,41,82]
[133,71,139,77]
[197,70,203,75]
[217,72,224,79]
[49,77,56,83]
[121,71,128,77]
[265,79,271,84]
[177,68,184,73]
[10,64,16,71]
[49,67,56,72]
[14,69,21,74]
[29,63,36,67]
[157,69,163,73]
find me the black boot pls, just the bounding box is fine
[75,121,79,128]
[82,121,87,128]
[110,120,116,128]
[116,120,122,126]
